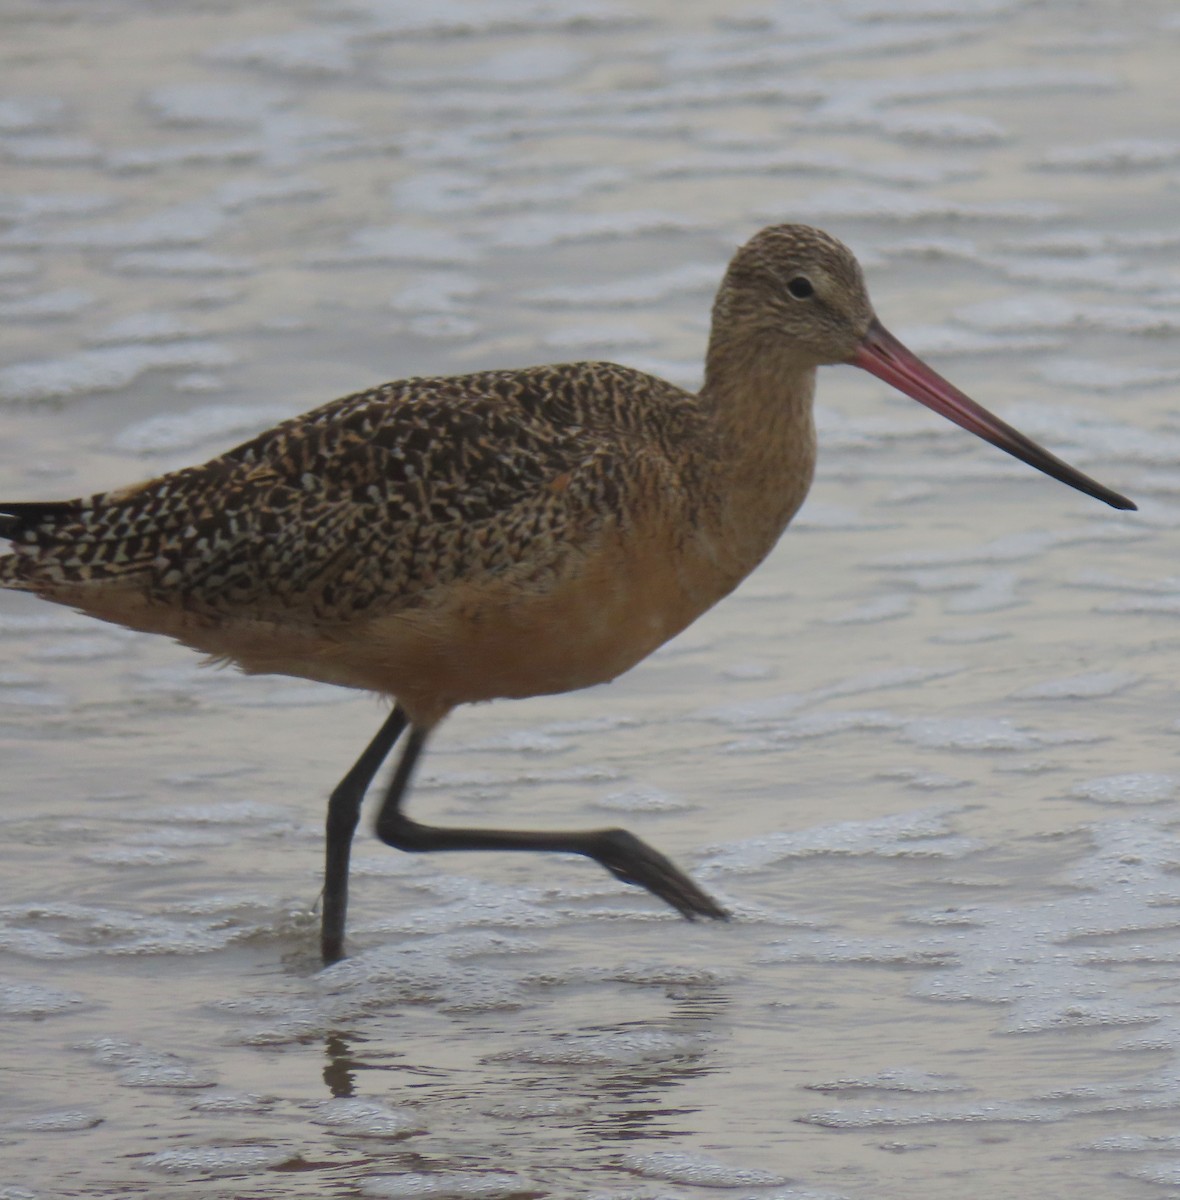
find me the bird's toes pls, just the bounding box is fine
[593,827,730,921]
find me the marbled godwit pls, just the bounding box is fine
[0,225,1134,962]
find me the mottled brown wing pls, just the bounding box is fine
[2,365,645,624]
[172,387,615,622]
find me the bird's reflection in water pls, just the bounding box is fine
[322,1030,448,1100]
[318,979,731,1151]
[323,1032,362,1098]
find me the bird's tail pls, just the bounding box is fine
[0,500,80,541]
[0,500,85,590]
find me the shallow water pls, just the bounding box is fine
[4,1,1180,1196]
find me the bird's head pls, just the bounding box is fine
[710,222,1135,512]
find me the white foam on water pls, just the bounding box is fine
[589,786,692,813]
[622,1149,787,1188]
[139,1145,294,1176]
[806,1068,969,1094]
[151,800,287,825]
[365,891,559,937]
[1085,1133,1180,1152]
[121,827,233,848]
[0,901,262,958]
[1070,774,1179,805]
[2,1109,101,1133]
[83,1036,220,1088]
[876,767,970,791]
[0,981,88,1017]
[700,806,976,875]
[1128,1162,1180,1187]
[360,1172,534,1200]
[758,933,956,968]
[701,692,807,727]
[801,1098,1062,1128]
[314,927,542,977]
[306,1097,424,1139]
[79,846,201,868]
[488,1027,706,1067]
[739,708,905,743]
[901,818,1180,1042]
[899,716,1088,751]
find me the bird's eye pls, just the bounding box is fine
[787,276,814,299]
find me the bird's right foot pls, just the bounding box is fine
[590,827,729,921]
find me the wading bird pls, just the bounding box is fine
[0,225,1134,962]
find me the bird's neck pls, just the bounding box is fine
[695,332,819,580]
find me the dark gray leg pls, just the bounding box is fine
[322,705,408,963]
[374,724,728,921]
